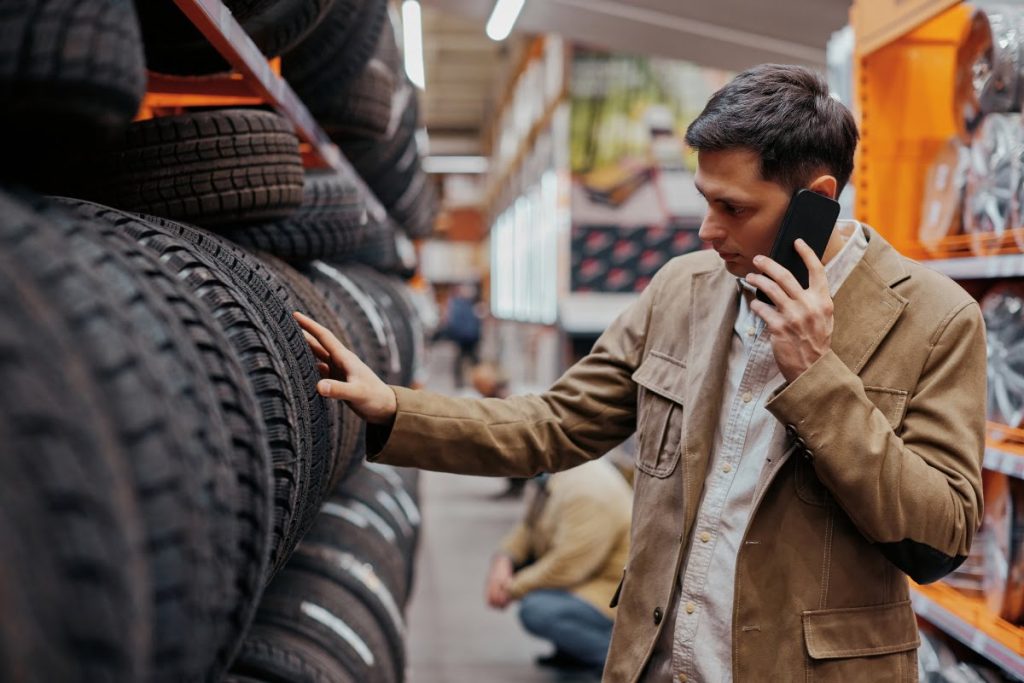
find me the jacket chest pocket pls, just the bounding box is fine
[631,352,687,478]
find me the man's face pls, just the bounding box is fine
[694,148,792,278]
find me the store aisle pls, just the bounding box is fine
[405,343,600,682]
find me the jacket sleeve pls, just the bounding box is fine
[766,301,986,584]
[499,522,532,568]
[365,269,662,477]
[505,493,619,599]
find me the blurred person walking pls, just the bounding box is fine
[440,284,481,388]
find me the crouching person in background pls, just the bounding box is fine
[484,458,632,677]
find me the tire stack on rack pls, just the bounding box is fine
[2,1,426,682]
[282,0,440,248]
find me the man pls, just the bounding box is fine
[440,284,481,388]
[297,64,986,681]
[485,458,632,676]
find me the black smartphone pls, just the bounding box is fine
[755,189,842,305]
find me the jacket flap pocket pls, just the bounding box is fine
[803,601,919,660]
[864,386,909,430]
[631,351,687,404]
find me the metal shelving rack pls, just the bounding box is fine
[157,0,388,226]
[911,582,1024,680]
[925,254,1024,280]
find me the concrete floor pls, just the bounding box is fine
[405,342,600,683]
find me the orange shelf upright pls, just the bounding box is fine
[855,3,974,255]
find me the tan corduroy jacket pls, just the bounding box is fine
[370,227,986,682]
[499,459,632,619]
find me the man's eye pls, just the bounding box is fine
[725,205,745,216]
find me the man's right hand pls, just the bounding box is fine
[485,554,515,610]
[293,311,398,425]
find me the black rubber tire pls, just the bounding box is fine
[316,21,399,140]
[1,190,239,682]
[84,109,304,228]
[0,0,146,188]
[291,542,406,676]
[229,625,356,683]
[370,462,421,509]
[339,465,420,588]
[254,568,399,683]
[305,494,408,606]
[284,0,389,98]
[220,170,370,260]
[392,168,438,239]
[307,261,398,382]
[58,198,276,676]
[340,95,419,191]
[0,204,149,683]
[254,252,363,494]
[342,265,420,386]
[137,0,336,75]
[341,220,406,274]
[83,207,330,576]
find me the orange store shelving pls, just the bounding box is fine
[852,0,1024,675]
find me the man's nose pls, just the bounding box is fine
[698,216,724,243]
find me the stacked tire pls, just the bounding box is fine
[3,1,429,681]
[283,0,440,241]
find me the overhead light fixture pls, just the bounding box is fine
[423,156,490,174]
[486,0,526,41]
[402,0,426,89]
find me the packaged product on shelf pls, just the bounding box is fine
[964,114,1022,255]
[981,471,1016,621]
[998,477,1024,624]
[955,5,1023,138]
[981,283,1024,428]
[919,138,969,253]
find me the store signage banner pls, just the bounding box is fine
[569,49,731,293]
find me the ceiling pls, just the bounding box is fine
[421,6,511,156]
[419,0,853,155]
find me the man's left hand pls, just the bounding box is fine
[746,239,834,383]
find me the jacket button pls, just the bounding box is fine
[653,607,663,625]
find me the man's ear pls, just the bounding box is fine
[807,174,838,200]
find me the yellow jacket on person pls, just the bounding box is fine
[499,459,632,620]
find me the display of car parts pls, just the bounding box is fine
[920,138,969,253]
[955,5,1024,138]
[964,114,1021,255]
[981,284,1024,428]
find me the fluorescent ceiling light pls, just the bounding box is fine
[423,156,490,174]
[402,1,426,89]
[486,0,526,41]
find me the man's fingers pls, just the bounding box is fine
[294,311,351,362]
[750,298,786,329]
[746,273,788,308]
[303,330,330,362]
[316,362,330,378]
[316,378,356,401]
[754,254,803,299]
[796,239,828,292]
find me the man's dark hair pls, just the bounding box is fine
[685,64,859,195]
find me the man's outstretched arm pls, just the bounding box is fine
[294,269,663,478]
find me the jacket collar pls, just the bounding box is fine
[675,226,909,538]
